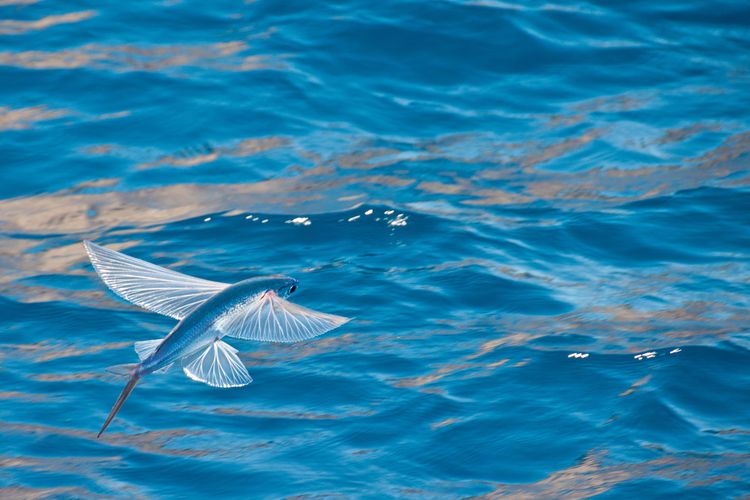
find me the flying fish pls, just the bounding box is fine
[83,241,350,437]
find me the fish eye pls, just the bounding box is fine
[289,285,297,293]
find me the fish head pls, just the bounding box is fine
[266,275,298,298]
[233,275,299,299]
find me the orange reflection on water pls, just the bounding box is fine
[181,404,374,421]
[618,374,651,397]
[135,137,289,169]
[0,41,277,73]
[0,420,212,458]
[0,391,50,402]
[0,340,131,363]
[481,450,750,498]
[0,11,96,36]
[0,105,68,131]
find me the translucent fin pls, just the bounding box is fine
[84,240,228,320]
[134,340,171,373]
[182,340,252,388]
[106,363,138,378]
[134,338,163,361]
[216,291,350,343]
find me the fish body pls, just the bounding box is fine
[83,241,349,437]
[139,276,297,375]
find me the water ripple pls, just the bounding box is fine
[1,0,749,496]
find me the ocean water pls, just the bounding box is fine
[1,0,749,497]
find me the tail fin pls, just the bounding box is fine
[98,375,140,438]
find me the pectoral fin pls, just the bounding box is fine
[84,240,229,320]
[182,339,252,388]
[215,291,350,343]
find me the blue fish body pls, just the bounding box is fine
[139,276,297,375]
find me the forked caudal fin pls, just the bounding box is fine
[98,375,140,438]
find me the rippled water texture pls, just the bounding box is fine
[1,0,749,497]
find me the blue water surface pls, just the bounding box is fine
[1,0,749,497]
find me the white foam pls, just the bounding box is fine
[285,217,311,226]
[389,214,408,227]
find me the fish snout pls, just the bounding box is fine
[276,277,298,297]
